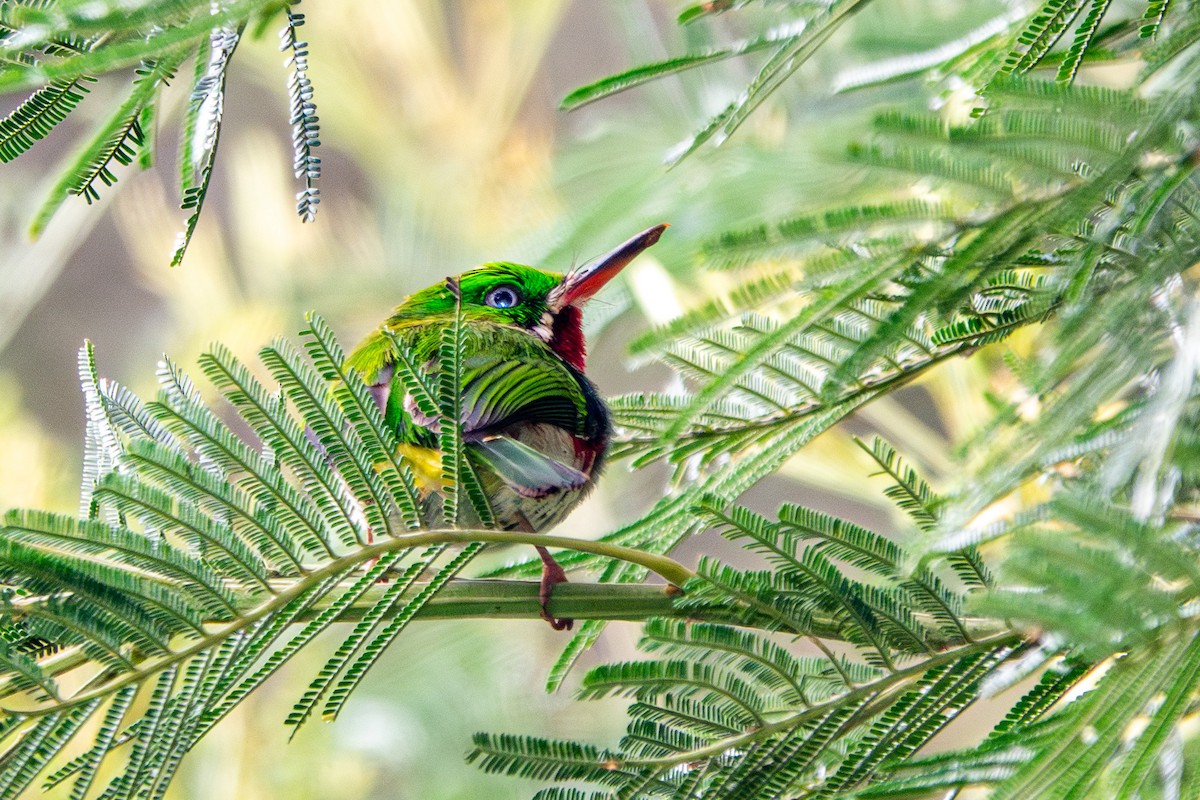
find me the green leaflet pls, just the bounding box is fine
[172,25,240,266]
[0,316,495,796]
[0,77,95,163]
[1,0,316,261]
[302,312,424,529]
[30,55,181,236]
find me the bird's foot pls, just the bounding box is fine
[537,545,573,631]
[364,529,389,583]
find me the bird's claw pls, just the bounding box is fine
[540,606,574,631]
[537,545,574,631]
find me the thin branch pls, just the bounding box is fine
[613,321,1020,456]
[0,529,696,715]
[0,577,1011,709]
[617,630,1021,769]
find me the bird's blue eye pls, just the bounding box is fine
[485,285,521,309]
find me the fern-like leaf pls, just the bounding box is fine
[0,77,94,162]
[280,1,320,222]
[30,55,181,236]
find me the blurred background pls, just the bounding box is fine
[0,2,1012,797]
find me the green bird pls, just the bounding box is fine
[346,224,667,629]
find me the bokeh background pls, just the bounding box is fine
[0,2,1012,797]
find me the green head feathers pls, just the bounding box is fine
[347,224,667,381]
[389,262,562,331]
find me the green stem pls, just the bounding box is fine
[0,530,1011,716]
[420,529,700,587]
[0,528,696,714]
[303,580,694,622]
[0,580,798,710]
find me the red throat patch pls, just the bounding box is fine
[550,305,587,371]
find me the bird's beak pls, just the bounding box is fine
[551,223,668,310]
